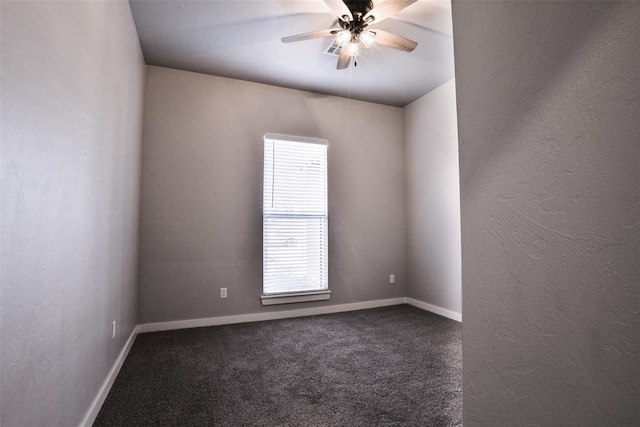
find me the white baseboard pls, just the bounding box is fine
[137,297,407,333]
[137,297,461,333]
[79,327,138,427]
[406,298,462,322]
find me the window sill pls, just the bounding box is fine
[261,290,331,306]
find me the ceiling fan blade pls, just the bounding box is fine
[323,0,353,21]
[281,28,335,43]
[371,29,418,52]
[364,0,418,24]
[337,47,351,69]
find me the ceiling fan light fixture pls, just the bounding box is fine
[346,41,360,57]
[335,30,351,47]
[359,30,376,48]
[282,0,419,69]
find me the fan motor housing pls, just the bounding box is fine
[343,0,374,16]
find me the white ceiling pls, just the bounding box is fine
[129,0,455,107]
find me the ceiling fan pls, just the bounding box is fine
[281,0,419,70]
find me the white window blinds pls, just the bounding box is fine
[263,135,328,295]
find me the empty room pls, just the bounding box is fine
[1,1,638,426]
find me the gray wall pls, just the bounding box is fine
[138,66,407,323]
[405,80,461,316]
[1,1,145,425]
[452,1,640,425]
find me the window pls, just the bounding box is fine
[262,134,329,305]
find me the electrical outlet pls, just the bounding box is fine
[220,287,228,299]
[389,274,395,284]
[112,321,116,339]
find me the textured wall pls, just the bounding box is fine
[405,80,461,316]
[1,1,145,425]
[138,66,406,323]
[452,1,640,425]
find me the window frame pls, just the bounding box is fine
[261,133,330,305]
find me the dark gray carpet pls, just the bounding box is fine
[94,304,462,426]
